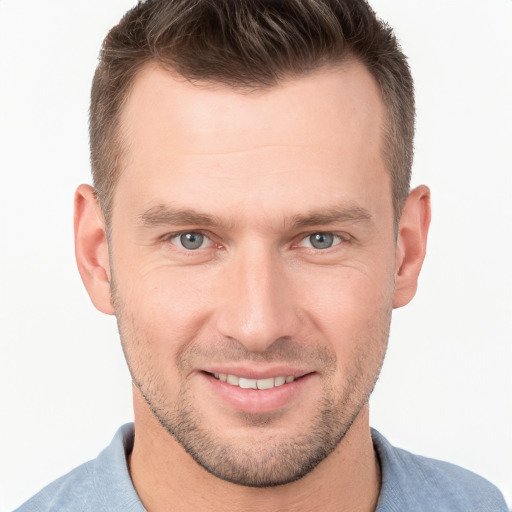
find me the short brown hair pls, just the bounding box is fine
[90,0,414,225]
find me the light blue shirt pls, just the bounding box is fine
[15,423,508,511]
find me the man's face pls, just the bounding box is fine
[109,62,397,486]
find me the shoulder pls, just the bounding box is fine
[372,429,508,512]
[14,460,96,512]
[14,424,144,512]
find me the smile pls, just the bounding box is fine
[211,373,296,390]
[202,370,315,414]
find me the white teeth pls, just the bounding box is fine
[239,378,257,389]
[213,373,296,389]
[226,374,239,386]
[256,377,275,390]
[274,376,286,387]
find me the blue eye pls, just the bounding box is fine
[172,232,209,250]
[301,233,342,250]
[310,233,334,249]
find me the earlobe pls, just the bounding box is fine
[393,185,431,309]
[74,184,115,315]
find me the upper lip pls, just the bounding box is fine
[200,366,312,380]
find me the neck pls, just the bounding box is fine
[129,389,380,512]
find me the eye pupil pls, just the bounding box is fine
[310,233,334,249]
[180,233,204,250]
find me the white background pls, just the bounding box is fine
[0,0,510,510]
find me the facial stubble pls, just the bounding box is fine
[112,276,390,488]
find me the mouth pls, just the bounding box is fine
[200,370,315,414]
[206,372,298,390]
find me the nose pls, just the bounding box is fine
[216,244,299,353]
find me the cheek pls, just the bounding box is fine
[115,262,218,347]
[113,269,211,396]
[299,264,394,372]
[301,262,394,327]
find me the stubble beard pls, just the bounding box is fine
[135,372,365,487]
[121,335,389,487]
[112,284,391,488]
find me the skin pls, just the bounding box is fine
[75,61,430,512]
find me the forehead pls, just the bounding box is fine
[114,61,390,224]
[120,60,385,155]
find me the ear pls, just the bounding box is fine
[74,184,114,315]
[393,185,431,309]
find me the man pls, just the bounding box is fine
[15,0,508,511]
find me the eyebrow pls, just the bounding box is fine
[289,207,373,230]
[138,205,231,229]
[137,204,373,231]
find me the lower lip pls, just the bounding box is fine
[200,372,314,415]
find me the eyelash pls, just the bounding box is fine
[296,233,346,250]
[163,230,216,250]
[162,230,350,252]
